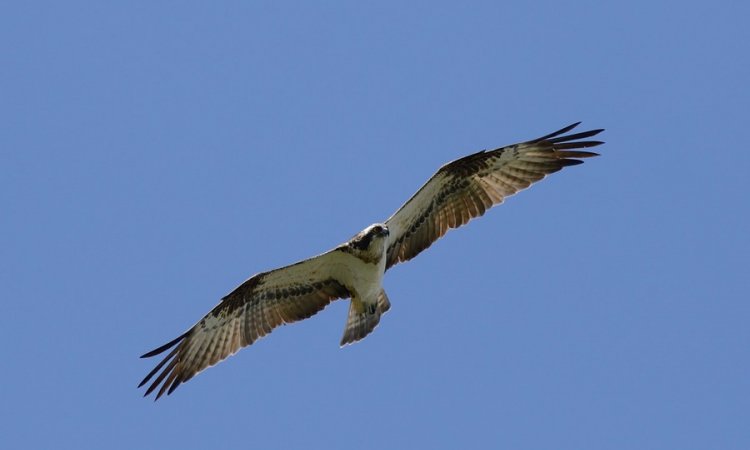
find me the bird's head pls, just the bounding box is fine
[366,223,390,238]
[348,223,389,252]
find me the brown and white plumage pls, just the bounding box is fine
[138,251,351,399]
[139,122,603,399]
[384,122,602,268]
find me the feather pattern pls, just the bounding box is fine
[384,123,603,269]
[139,251,351,399]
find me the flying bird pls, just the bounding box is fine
[139,122,604,399]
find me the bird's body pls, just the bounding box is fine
[326,224,391,346]
[140,122,604,399]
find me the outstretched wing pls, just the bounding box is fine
[139,250,351,400]
[384,122,603,270]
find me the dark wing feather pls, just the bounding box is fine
[139,250,351,400]
[384,123,603,269]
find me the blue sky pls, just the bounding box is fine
[2,1,748,449]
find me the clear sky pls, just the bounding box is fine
[2,1,748,449]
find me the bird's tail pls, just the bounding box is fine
[340,289,391,346]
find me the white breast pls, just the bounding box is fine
[333,236,387,303]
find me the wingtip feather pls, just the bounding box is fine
[533,122,582,142]
[140,332,188,358]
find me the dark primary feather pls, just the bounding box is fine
[384,123,603,269]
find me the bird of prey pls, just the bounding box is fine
[139,122,604,399]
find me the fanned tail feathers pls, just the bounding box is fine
[340,290,391,346]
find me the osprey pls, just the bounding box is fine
[139,122,604,399]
